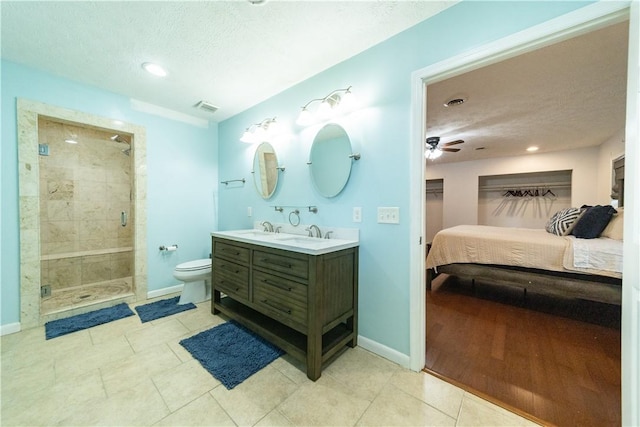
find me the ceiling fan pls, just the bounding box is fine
[425,136,464,160]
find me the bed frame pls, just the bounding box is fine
[427,263,622,305]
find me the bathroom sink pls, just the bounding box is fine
[233,230,275,237]
[212,229,358,255]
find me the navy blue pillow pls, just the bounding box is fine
[571,205,617,239]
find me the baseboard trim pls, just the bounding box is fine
[147,284,183,299]
[357,335,410,368]
[1,322,22,336]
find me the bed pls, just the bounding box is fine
[426,207,623,305]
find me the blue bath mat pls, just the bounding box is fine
[180,321,284,389]
[45,302,135,339]
[135,296,196,323]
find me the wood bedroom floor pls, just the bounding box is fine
[425,274,621,427]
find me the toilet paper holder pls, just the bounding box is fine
[159,244,178,251]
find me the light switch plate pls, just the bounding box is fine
[377,207,400,224]
[247,207,252,217]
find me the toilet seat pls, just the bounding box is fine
[175,259,211,272]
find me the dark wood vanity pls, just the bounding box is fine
[211,235,359,380]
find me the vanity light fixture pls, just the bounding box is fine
[141,62,167,77]
[240,117,279,144]
[296,86,354,126]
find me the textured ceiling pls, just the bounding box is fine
[1,0,456,122]
[426,21,629,163]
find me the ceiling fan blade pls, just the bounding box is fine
[442,139,464,146]
[442,148,461,152]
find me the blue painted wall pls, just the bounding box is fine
[1,61,218,326]
[216,1,593,355]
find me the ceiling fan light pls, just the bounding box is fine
[425,147,443,160]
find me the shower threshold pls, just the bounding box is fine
[41,277,134,316]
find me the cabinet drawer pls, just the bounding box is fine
[214,240,250,264]
[253,270,307,329]
[253,250,309,280]
[213,260,249,301]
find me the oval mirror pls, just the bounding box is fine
[309,123,354,198]
[252,142,280,199]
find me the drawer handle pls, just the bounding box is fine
[222,248,241,256]
[263,279,292,292]
[220,264,240,274]
[261,299,292,315]
[261,258,292,269]
[217,280,240,292]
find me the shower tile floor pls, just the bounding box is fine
[41,277,134,315]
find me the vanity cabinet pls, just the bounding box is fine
[211,236,358,381]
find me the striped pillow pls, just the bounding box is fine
[545,207,584,236]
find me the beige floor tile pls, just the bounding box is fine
[55,333,134,378]
[357,384,455,426]
[1,358,56,405]
[210,364,298,426]
[154,392,236,426]
[278,373,371,426]
[270,354,309,384]
[1,369,106,426]
[89,313,148,344]
[255,409,295,427]
[125,317,190,352]
[176,304,225,332]
[59,378,170,426]
[100,343,182,395]
[152,358,220,412]
[457,393,540,426]
[324,346,400,401]
[389,369,464,418]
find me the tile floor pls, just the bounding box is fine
[1,296,539,426]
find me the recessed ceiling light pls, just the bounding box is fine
[65,138,78,144]
[527,146,539,152]
[141,62,167,77]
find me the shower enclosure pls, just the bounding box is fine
[38,118,134,314]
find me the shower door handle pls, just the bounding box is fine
[121,211,127,227]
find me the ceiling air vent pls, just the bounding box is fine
[195,101,219,114]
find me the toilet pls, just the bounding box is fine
[173,258,212,305]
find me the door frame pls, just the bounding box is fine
[408,1,638,424]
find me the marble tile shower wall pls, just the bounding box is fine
[38,118,133,291]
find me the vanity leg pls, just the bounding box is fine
[212,289,221,315]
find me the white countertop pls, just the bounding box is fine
[211,228,359,255]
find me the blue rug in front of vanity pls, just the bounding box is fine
[45,303,135,339]
[135,296,196,323]
[180,320,284,389]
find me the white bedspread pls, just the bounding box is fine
[563,236,623,276]
[426,225,622,279]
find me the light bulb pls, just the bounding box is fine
[240,129,254,143]
[296,108,313,126]
[425,148,443,160]
[317,100,332,119]
[340,90,355,111]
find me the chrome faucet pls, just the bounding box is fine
[324,231,333,239]
[306,224,322,238]
[274,226,282,233]
[261,221,274,232]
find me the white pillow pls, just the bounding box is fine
[545,207,584,236]
[601,207,624,240]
